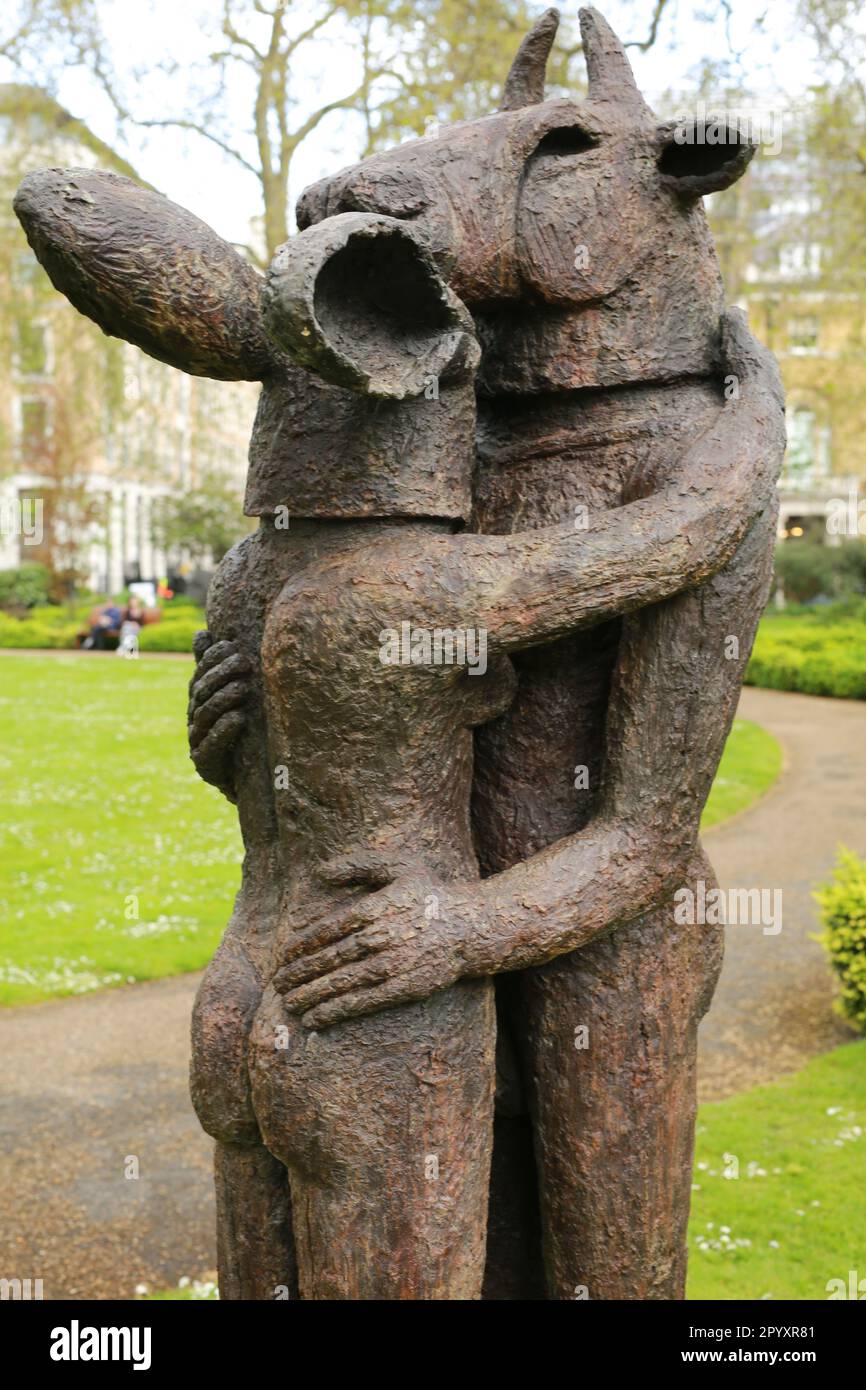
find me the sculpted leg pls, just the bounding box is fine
[190,935,297,1300]
[249,979,495,1300]
[524,507,777,1298]
[522,850,723,1299]
[213,1143,294,1301]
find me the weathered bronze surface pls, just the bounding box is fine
[15,6,785,1300]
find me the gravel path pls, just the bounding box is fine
[0,973,214,1300]
[1,686,862,1297]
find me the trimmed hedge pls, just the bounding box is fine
[3,592,864,684]
[0,606,84,648]
[139,618,203,653]
[815,849,866,1034]
[0,600,206,652]
[746,600,866,701]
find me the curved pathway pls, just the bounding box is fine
[1,686,863,1296]
[698,686,863,1100]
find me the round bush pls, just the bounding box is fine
[816,849,866,1034]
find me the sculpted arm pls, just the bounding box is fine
[277,502,779,1023]
[275,312,785,1025]
[445,312,781,652]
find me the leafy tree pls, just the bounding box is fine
[1,1,700,264]
[0,0,103,79]
[152,474,251,567]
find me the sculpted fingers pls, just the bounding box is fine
[190,708,245,796]
[190,649,250,712]
[193,638,240,681]
[192,629,213,664]
[189,679,249,750]
[280,953,395,1015]
[277,888,399,966]
[273,924,397,992]
[301,972,418,1030]
[188,638,244,726]
[187,637,251,800]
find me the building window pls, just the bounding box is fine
[785,407,819,481]
[778,243,821,279]
[16,321,49,376]
[787,315,819,353]
[20,398,49,457]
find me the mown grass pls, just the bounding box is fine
[686,1040,865,1300]
[0,658,780,1006]
[700,718,782,830]
[0,653,240,1005]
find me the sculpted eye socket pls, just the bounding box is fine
[532,125,600,158]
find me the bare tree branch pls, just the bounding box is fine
[623,0,672,53]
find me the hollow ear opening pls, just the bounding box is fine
[264,212,478,400]
[657,120,756,197]
[314,233,450,368]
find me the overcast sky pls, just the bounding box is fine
[3,1,836,247]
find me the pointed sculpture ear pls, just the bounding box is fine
[499,6,559,111]
[657,119,756,198]
[580,6,653,118]
[14,168,277,380]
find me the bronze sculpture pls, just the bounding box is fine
[14,7,785,1299]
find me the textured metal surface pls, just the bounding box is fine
[15,5,785,1300]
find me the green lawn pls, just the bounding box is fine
[0,654,241,1006]
[701,718,782,830]
[687,1040,865,1300]
[0,656,781,1007]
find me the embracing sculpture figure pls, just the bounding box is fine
[15,7,785,1300]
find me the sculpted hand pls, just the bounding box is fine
[273,877,487,1029]
[188,631,250,802]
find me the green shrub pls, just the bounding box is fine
[138,619,202,652]
[0,563,52,612]
[774,540,866,604]
[774,542,837,603]
[0,599,205,650]
[0,607,81,648]
[815,849,866,1034]
[745,599,866,700]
